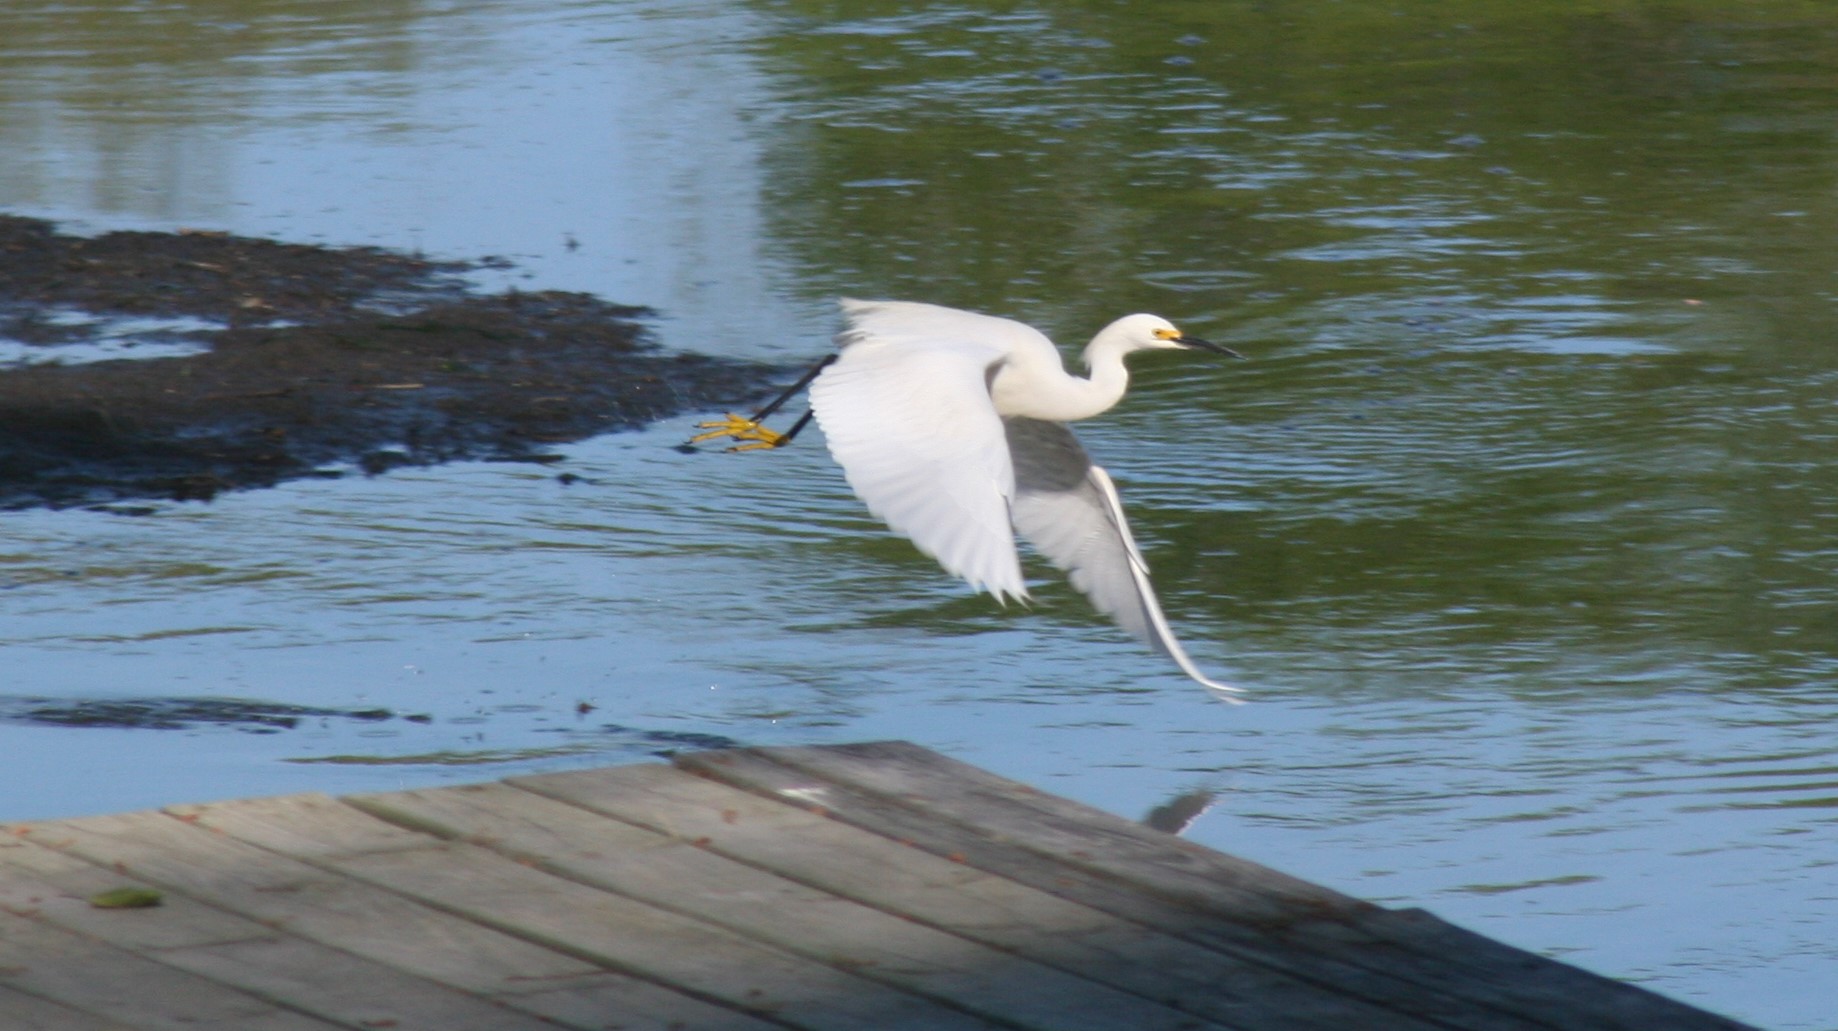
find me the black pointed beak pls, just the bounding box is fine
[1176,334,1246,360]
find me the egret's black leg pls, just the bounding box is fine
[689,353,837,451]
[749,353,837,424]
[771,407,818,448]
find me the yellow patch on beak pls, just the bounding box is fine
[1152,327,1182,341]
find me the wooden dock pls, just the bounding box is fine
[0,741,1755,1031]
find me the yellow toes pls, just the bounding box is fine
[688,414,784,450]
[689,413,756,443]
[687,426,733,445]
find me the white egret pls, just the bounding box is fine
[693,298,1245,701]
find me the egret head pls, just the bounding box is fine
[1105,313,1246,359]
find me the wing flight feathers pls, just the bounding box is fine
[1006,418,1243,701]
[811,310,1026,602]
[810,301,1239,699]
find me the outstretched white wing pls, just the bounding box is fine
[809,300,1027,602]
[1005,417,1243,701]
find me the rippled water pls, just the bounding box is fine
[3,3,1837,1027]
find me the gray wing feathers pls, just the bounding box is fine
[813,298,1239,699]
[1006,418,1154,639]
[1006,418,1244,701]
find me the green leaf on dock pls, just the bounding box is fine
[88,887,164,909]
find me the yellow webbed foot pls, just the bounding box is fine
[689,413,786,451]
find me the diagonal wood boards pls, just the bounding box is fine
[0,741,1756,1031]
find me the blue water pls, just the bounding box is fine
[3,3,1836,1027]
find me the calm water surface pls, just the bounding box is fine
[3,3,1836,1027]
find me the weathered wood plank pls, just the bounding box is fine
[0,908,337,1031]
[159,935,564,1031]
[7,809,776,1031]
[351,775,1236,1031]
[0,985,144,1031]
[675,744,1544,1031]
[510,761,1450,1031]
[171,791,1010,1031]
[680,742,1759,1031]
[10,808,597,987]
[0,742,1755,1031]
[0,835,560,1031]
[1,835,274,952]
[786,742,1760,1031]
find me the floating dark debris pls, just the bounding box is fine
[595,724,744,757]
[0,696,413,734]
[0,213,780,511]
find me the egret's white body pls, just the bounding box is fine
[806,299,1242,701]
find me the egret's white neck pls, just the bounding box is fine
[1070,334,1136,415]
[989,320,1141,423]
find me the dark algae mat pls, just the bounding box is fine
[0,214,776,511]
